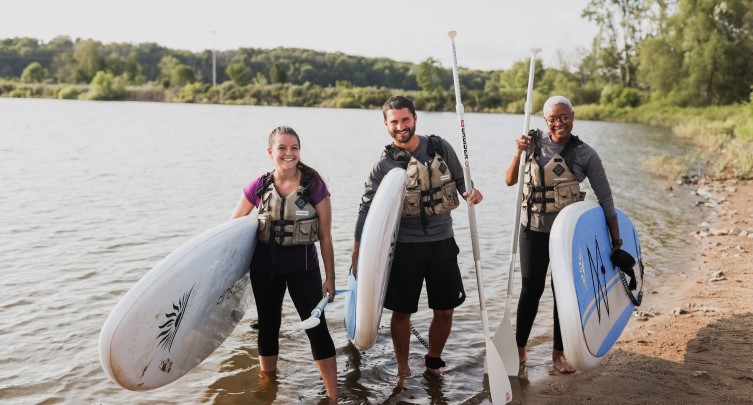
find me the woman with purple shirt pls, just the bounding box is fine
[232,126,337,401]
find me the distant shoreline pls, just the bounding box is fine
[4,78,752,180]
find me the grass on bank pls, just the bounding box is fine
[577,102,753,180]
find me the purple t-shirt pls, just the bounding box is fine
[243,172,330,274]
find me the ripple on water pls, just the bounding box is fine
[0,100,699,404]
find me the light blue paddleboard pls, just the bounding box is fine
[550,201,644,370]
[344,167,406,350]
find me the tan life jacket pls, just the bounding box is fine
[523,132,584,214]
[384,135,460,223]
[256,172,320,246]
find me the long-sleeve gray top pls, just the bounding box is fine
[523,130,616,233]
[354,135,468,243]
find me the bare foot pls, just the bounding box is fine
[257,369,277,391]
[518,347,528,364]
[552,350,576,374]
[424,366,443,378]
[423,354,445,378]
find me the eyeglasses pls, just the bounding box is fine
[545,114,572,125]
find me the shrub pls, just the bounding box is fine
[600,85,644,108]
[58,86,82,99]
[86,71,127,100]
[179,82,209,103]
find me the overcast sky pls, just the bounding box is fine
[2,0,598,71]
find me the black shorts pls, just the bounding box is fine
[384,237,466,313]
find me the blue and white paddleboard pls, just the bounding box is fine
[99,216,257,390]
[345,167,406,350]
[550,201,644,370]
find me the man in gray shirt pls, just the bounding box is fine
[352,96,483,377]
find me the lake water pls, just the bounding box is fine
[0,98,701,404]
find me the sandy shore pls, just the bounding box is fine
[517,179,753,405]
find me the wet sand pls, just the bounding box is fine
[517,179,753,405]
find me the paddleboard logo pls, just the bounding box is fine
[157,284,194,352]
[585,238,611,322]
[217,276,248,306]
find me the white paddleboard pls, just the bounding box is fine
[99,215,257,390]
[345,167,406,350]
[550,201,644,370]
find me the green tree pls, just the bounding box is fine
[582,0,671,87]
[172,65,196,87]
[47,36,74,52]
[73,39,105,83]
[124,52,145,84]
[269,62,288,84]
[158,55,180,87]
[416,57,447,92]
[226,62,252,86]
[20,62,49,83]
[105,54,129,77]
[496,57,544,90]
[637,0,753,105]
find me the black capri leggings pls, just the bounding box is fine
[515,226,564,352]
[250,267,336,360]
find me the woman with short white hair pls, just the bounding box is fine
[504,95,621,374]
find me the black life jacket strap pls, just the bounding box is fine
[384,134,445,163]
[560,135,583,171]
[256,171,274,203]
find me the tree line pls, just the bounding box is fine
[1,0,752,113]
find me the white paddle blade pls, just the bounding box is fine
[492,316,519,376]
[300,295,329,330]
[300,317,321,330]
[485,336,513,404]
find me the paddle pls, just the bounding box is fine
[447,30,512,405]
[491,47,542,376]
[299,289,349,330]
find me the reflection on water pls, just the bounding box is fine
[0,99,700,404]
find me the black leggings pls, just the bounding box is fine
[515,226,564,352]
[250,268,336,360]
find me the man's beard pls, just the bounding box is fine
[390,125,416,144]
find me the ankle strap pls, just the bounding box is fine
[424,355,446,369]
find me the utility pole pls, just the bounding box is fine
[211,30,217,86]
